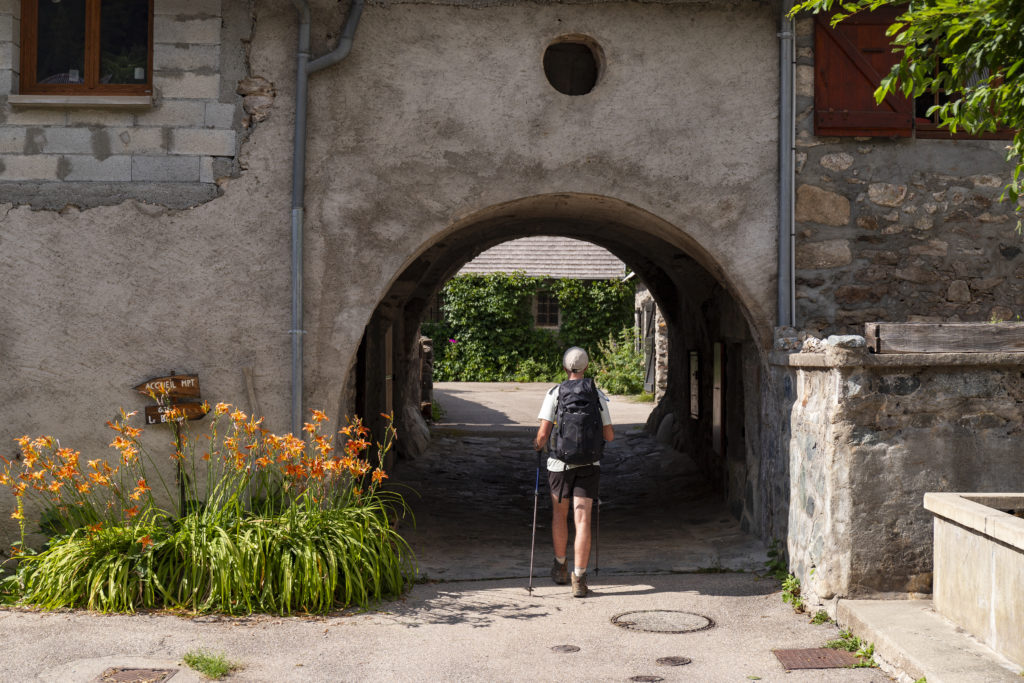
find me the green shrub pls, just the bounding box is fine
[1,407,415,614]
[593,328,645,395]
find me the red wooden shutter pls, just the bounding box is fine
[814,7,913,137]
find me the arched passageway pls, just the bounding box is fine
[352,194,773,574]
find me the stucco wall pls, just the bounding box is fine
[297,1,781,416]
[0,0,780,548]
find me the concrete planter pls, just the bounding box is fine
[923,492,1024,668]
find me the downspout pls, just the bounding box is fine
[777,0,796,328]
[290,0,365,435]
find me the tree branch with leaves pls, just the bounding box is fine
[791,0,1024,213]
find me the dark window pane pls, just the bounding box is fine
[536,292,560,327]
[36,0,86,85]
[100,0,149,84]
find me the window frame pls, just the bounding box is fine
[533,291,561,329]
[19,0,154,97]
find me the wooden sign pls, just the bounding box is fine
[134,374,201,399]
[145,402,209,425]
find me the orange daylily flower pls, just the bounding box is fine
[138,535,153,550]
[125,506,139,518]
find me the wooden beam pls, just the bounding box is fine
[865,322,1024,354]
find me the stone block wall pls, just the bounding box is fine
[792,16,1023,335]
[772,344,1024,603]
[634,284,668,401]
[0,0,250,201]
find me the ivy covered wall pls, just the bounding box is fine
[422,272,637,385]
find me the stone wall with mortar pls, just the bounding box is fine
[634,284,667,401]
[771,343,1024,602]
[0,0,261,207]
[792,15,1023,336]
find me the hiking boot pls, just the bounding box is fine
[551,559,569,585]
[571,571,588,598]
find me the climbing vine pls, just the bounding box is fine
[422,272,635,384]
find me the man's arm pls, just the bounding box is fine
[535,419,553,451]
[602,424,614,442]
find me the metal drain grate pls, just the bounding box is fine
[773,648,861,669]
[656,656,692,666]
[611,610,715,634]
[629,677,664,682]
[96,668,177,683]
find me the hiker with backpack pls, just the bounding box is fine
[533,346,614,597]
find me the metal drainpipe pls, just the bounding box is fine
[778,1,796,328]
[290,0,365,435]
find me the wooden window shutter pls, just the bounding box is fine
[814,7,913,137]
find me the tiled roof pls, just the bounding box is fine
[458,237,627,280]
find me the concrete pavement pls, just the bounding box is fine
[0,383,1018,681]
[5,573,890,682]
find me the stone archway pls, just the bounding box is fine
[352,193,773,538]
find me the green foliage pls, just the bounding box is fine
[781,573,805,613]
[790,0,1024,218]
[1,409,416,614]
[765,539,789,581]
[427,272,636,384]
[811,609,833,625]
[826,629,878,668]
[184,649,236,679]
[549,277,635,355]
[593,328,645,395]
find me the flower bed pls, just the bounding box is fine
[1,404,415,614]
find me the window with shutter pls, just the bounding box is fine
[814,6,913,137]
[814,7,1013,140]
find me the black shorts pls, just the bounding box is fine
[548,465,600,502]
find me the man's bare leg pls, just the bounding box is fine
[573,496,593,570]
[551,494,570,558]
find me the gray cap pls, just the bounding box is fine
[563,346,589,372]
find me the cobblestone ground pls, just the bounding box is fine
[389,425,767,583]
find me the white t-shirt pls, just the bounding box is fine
[538,383,612,472]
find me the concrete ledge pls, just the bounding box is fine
[9,94,153,109]
[838,599,1022,683]
[924,492,1024,549]
[771,350,1024,369]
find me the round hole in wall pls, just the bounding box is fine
[543,36,602,96]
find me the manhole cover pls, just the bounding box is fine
[551,645,580,653]
[656,656,692,666]
[629,676,664,682]
[611,610,715,634]
[773,648,861,669]
[96,669,177,683]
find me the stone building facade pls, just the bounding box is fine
[791,14,1021,333]
[1,0,1021,602]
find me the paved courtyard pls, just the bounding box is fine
[395,382,766,582]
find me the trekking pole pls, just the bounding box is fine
[527,446,542,594]
[594,482,601,577]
